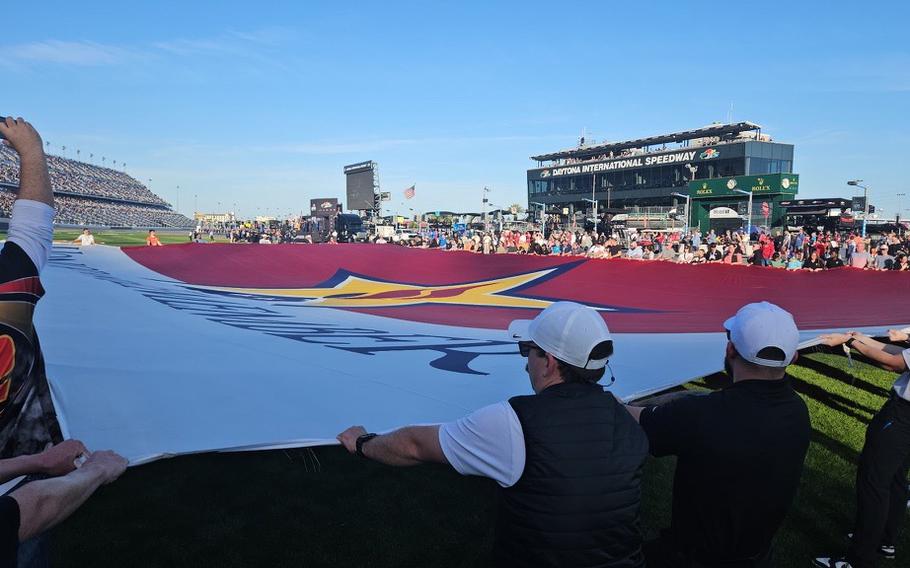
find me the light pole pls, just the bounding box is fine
[847,180,869,237]
[670,192,690,233]
[531,201,546,238]
[589,173,599,235]
[732,188,754,238]
[583,198,598,235]
[482,187,491,231]
[897,193,906,224]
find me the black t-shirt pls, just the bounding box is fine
[825,257,844,269]
[803,258,824,270]
[0,495,19,567]
[639,379,810,563]
[706,249,723,261]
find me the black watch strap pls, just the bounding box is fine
[355,433,379,458]
[845,337,856,349]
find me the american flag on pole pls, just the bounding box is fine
[403,185,416,200]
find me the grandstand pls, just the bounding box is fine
[0,145,194,229]
[527,121,795,210]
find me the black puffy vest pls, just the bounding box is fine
[494,382,649,568]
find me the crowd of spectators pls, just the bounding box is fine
[1,145,167,205]
[0,146,194,228]
[0,190,193,229]
[370,226,910,271]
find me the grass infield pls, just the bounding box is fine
[43,351,910,567]
[1,230,230,246]
[50,230,231,246]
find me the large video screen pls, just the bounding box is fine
[346,170,374,210]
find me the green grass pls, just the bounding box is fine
[46,353,909,567]
[51,230,230,246]
[0,230,227,246]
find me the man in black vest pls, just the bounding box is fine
[624,301,810,568]
[338,301,649,567]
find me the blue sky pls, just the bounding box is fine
[2,1,908,219]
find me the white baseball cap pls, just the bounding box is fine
[508,301,612,370]
[723,302,799,368]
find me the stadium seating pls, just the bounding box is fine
[0,146,194,228]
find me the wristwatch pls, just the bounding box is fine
[355,433,379,458]
[845,338,856,349]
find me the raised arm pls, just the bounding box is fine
[0,118,52,206]
[0,118,55,272]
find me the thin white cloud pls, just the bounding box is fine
[0,27,293,69]
[0,40,132,66]
[267,134,571,156]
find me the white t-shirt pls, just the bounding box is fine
[438,401,526,488]
[892,349,910,402]
[7,199,54,271]
[76,234,95,246]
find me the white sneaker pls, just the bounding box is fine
[846,532,896,559]
[812,558,853,568]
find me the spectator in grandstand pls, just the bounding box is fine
[706,243,723,262]
[769,252,787,269]
[872,245,894,271]
[893,253,910,271]
[786,251,805,270]
[761,237,775,267]
[677,245,695,264]
[803,250,825,271]
[627,241,643,259]
[338,302,648,567]
[814,330,910,568]
[722,244,744,265]
[850,241,872,269]
[145,230,162,247]
[625,302,809,568]
[826,248,846,269]
[0,440,128,566]
[690,249,708,265]
[587,241,607,259]
[72,229,96,246]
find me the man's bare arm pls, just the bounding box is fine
[0,118,53,207]
[0,440,87,485]
[337,425,448,466]
[851,333,907,372]
[11,450,127,542]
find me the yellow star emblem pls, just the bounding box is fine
[196,268,561,310]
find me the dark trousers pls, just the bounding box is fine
[847,395,910,568]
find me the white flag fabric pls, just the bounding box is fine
[35,244,910,464]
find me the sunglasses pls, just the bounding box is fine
[518,341,541,357]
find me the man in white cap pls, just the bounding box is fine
[813,328,910,568]
[624,301,810,568]
[338,301,649,567]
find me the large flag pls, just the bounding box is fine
[403,185,415,199]
[37,244,910,464]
